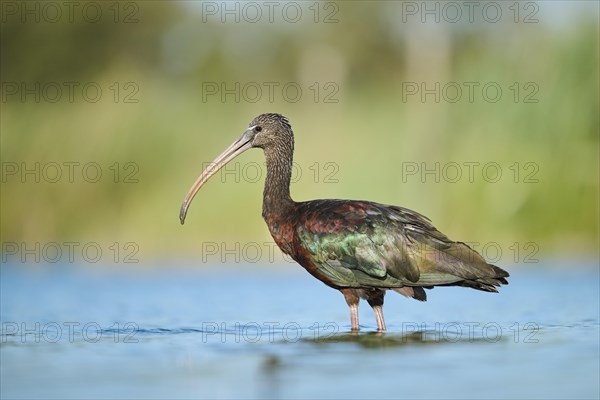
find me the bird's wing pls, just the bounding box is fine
[295,200,500,289]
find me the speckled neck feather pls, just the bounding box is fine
[262,138,295,218]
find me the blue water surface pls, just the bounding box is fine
[1,261,599,399]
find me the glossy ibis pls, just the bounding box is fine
[180,113,509,331]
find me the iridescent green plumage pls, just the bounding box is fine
[292,200,508,297]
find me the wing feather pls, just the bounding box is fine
[295,200,507,291]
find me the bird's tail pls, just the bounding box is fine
[451,264,509,292]
[393,263,508,302]
[405,238,511,296]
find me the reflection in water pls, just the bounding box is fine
[303,330,496,349]
[259,354,283,400]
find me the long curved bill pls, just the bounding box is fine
[179,127,255,224]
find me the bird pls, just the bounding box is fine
[180,113,509,332]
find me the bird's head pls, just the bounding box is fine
[179,113,293,225]
[248,113,294,150]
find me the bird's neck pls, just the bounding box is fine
[262,145,295,218]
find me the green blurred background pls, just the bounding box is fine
[1,1,598,264]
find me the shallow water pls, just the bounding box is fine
[1,262,599,399]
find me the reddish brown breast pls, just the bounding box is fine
[264,212,296,257]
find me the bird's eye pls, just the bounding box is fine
[255,126,262,132]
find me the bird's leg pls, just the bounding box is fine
[349,303,359,331]
[340,289,360,331]
[372,305,386,332]
[367,290,387,332]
